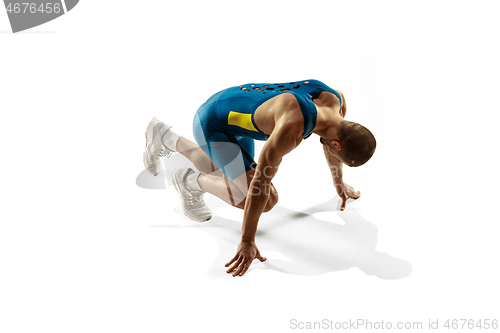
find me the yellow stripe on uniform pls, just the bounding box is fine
[228,111,258,132]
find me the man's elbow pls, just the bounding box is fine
[263,184,279,212]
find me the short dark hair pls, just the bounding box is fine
[338,121,376,167]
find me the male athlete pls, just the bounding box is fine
[143,79,376,277]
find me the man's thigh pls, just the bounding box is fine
[231,168,255,196]
[232,168,277,198]
[232,168,278,211]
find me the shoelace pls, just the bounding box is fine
[148,145,172,169]
[184,193,204,206]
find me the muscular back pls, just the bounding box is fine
[254,93,305,140]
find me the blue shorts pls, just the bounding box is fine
[193,89,257,181]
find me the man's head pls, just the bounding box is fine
[321,120,376,167]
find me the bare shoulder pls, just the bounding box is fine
[274,94,303,133]
[268,94,303,153]
[314,89,346,118]
[314,90,343,104]
[277,92,301,108]
[336,90,347,118]
[334,89,345,105]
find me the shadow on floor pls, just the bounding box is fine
[151,195,412,280]
[140,153,411,279]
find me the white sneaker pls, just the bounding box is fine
[143,117,176,176]
[172,168,212,222]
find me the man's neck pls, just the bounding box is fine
[313,104,343,139]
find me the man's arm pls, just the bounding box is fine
[322,143,360,210]
[241,124,299,242]
[225,121,301,276]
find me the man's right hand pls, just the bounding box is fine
[225,241,266,277]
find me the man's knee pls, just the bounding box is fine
[234,184,278,212]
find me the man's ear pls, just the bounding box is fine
[332,140,342,150]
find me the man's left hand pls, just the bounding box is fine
[336,182,361,211]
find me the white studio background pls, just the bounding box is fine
[1,1,498,332]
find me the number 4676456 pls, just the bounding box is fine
[6,3,62,14]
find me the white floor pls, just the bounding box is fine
[1,1,499,332]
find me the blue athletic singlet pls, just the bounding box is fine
[193,79,341,181]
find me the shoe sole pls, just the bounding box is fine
[172,169,211,222]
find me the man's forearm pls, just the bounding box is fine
[241,180,269,242]
[241,161,278,242]
[240,172,273,242]
[323,146,344,185]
